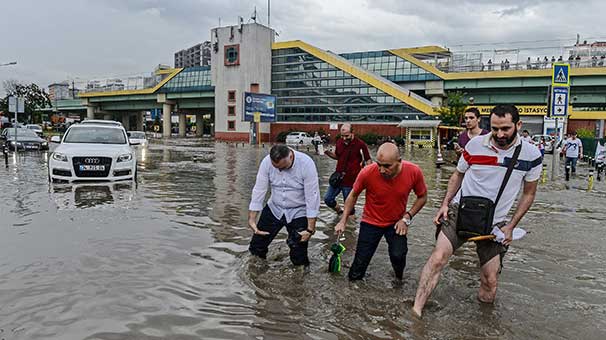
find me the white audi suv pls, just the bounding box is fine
[48,121,138,183]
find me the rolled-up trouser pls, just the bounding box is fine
[348,221,408,281]
[249,205,309,266]
[324,185,355,215]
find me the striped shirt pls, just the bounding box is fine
[453,134,542,224]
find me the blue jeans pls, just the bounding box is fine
[565,157,578,173]
[324,185,354,214]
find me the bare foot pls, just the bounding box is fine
[411,306,422,319]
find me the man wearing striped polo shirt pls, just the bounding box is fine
[413,104,542,317]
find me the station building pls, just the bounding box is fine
[59,23,606,142]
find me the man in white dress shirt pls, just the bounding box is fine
[248,144,321,266]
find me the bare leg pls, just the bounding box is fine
[412,232,453,317]
[478,255,500,303]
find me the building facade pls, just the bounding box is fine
[174,41,212,68]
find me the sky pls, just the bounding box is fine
[1,0,605,94]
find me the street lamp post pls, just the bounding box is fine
[0,61,17,67]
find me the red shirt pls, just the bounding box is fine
[335,137,371,187]
[353,161,427,227]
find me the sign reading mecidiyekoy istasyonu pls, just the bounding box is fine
[552,63,570,87]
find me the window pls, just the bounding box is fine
[224,44,240,66]
[250,83,259,93]
[227,120,236,130]
[228,90,236,102]
[228,105,235,116]
[410,129,432,141]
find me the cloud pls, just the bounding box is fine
[1,0,605,96]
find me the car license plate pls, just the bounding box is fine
[79,165,105,171]
[25,145,38,149]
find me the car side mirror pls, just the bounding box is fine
[50,136,61,143]
[129,139,140,145]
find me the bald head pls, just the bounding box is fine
[340,123,352,134]
[376,143,402,179]
[377,142,400,162]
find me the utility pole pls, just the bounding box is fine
[268,0,271,27]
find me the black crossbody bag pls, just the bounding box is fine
[329,146,353,188]
[456,144,522,239]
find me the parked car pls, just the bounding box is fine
[532,134,552,153]
[1,128,49,151]
[25,124,44,137]
[285,131,314,145]
[48,121,138,183]
[127,131,148,147]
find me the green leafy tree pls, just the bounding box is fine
[434,91,468,127]
[0,80,51,123]
[575,127,595,139]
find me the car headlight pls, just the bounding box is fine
[52,152,68,162]
[10,141,22,146]
[117,153,133,162]
[42,142,48,146]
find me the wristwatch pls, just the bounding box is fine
[402,212,413,226]
[306,228,316,235]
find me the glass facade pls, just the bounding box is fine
[272,48,426,122]
[159,66,213,93]
[340,50,440,82]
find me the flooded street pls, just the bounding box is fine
[1,138,605,339]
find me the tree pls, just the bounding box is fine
[0,80,51,123]
[434,91,468,127]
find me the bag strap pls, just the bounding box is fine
[494,143,523,206]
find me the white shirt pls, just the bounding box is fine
[564,138,583,158]
[521,135,533,144]
[454,134,542,225]
[249,150,320,222]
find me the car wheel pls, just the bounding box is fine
[299,140,304,144]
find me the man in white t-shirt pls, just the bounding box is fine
[413,104,541,317]
[562,132,583,174]
[520,129,533,144]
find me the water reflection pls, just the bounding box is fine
[0,140,604,339]
[50,182,136,209]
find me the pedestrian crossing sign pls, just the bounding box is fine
[551,86,569,117]
[552,63,570,86]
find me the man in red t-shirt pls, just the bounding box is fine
[324,124,372,215]
[334,143,428,281]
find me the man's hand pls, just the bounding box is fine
[334,220,346,235]
[433,205,449,225]
[499,224,514,246]
[249,219,269,236]
[298,230,313,242]
[454,143,463,155]
[394,220,409,236]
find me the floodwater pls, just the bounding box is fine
[0,138,605,340]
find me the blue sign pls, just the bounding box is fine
[150,108,162,120]
[552,63,570,86]
[551,87,569,117]
[243,92,276,122]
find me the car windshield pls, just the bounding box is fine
[64,127,126,144]
[6,129,39,138]
[129,132,146,139]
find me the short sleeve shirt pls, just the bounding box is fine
[565,138,583,158]
[353,161,427,227]
[454,134,542,224]
[458,129,489,149]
